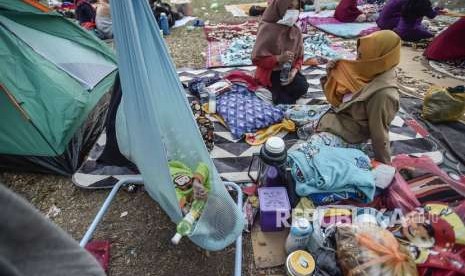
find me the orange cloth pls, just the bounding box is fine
[23,0,50,12]
[324,30,401,107]
[245,119,295,146]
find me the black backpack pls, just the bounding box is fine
[152,1,182,28]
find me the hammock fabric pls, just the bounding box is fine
[110,0,243,250]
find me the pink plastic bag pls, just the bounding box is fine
[384,171,421,212]
[85,240,110,272]
[386,154,465,212]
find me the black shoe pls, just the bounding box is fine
[249,5,266,16]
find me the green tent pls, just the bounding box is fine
[0,0,117,174]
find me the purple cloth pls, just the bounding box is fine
[216,85,284,139]
[393,5,438,41]
[376,0,407,30]
[394,18,434,41]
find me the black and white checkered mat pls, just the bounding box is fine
[72,66,455,188]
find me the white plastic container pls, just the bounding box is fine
[314,0,321,13]
[285,217,313,254]
[208,90,216,114]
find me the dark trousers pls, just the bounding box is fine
[270,70,309,105]
[97,74,137,171]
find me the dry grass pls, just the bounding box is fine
[165,0,258,68]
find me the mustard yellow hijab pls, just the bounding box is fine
[324,30,401,107]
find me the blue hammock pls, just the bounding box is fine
[111,0,243,250]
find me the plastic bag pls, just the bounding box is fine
[384,154,465,212]
[392,155,465,200]
[422,86,465,123]
[336,224,418,276]
[384,171,421,212]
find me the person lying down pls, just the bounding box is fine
[300,30,402,164]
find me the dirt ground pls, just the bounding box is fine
[1,0,464,276]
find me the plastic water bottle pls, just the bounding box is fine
[198,83,209,105]
[208,90,216,114]
[280,62,292,85]
[171,200,205,244]
[159,12,170,36]
[285,218,313,254]
[314,0,321,13]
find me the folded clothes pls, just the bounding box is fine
[187,73,222,96]
[310,132,348,147]
[245,119,295,146]
[224,70,261,91]
[308,132,364,150]
[255,87,273,104]
[288,143,375,203]
[279,104,330,127]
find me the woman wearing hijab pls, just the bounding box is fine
[334,0,370,22]
[251,0,309,105]
[75,0,96,28]
[313,30,401,164]
[96,0,112,39]
[394,0,445,41]
[376,0,407,30]
[424,17,465,61]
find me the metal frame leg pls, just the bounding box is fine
[224,182,243,276]
[79,176,144,247]
[80,177,243,276]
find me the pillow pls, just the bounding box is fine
[216,85,284,139]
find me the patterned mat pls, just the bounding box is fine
[300,9,379,39]
[72,65,463,189]
[207,40,232,68]
[204,21,258,68]
[213,32,356,68]
[206,23,356,68]
[429,60,465,81]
